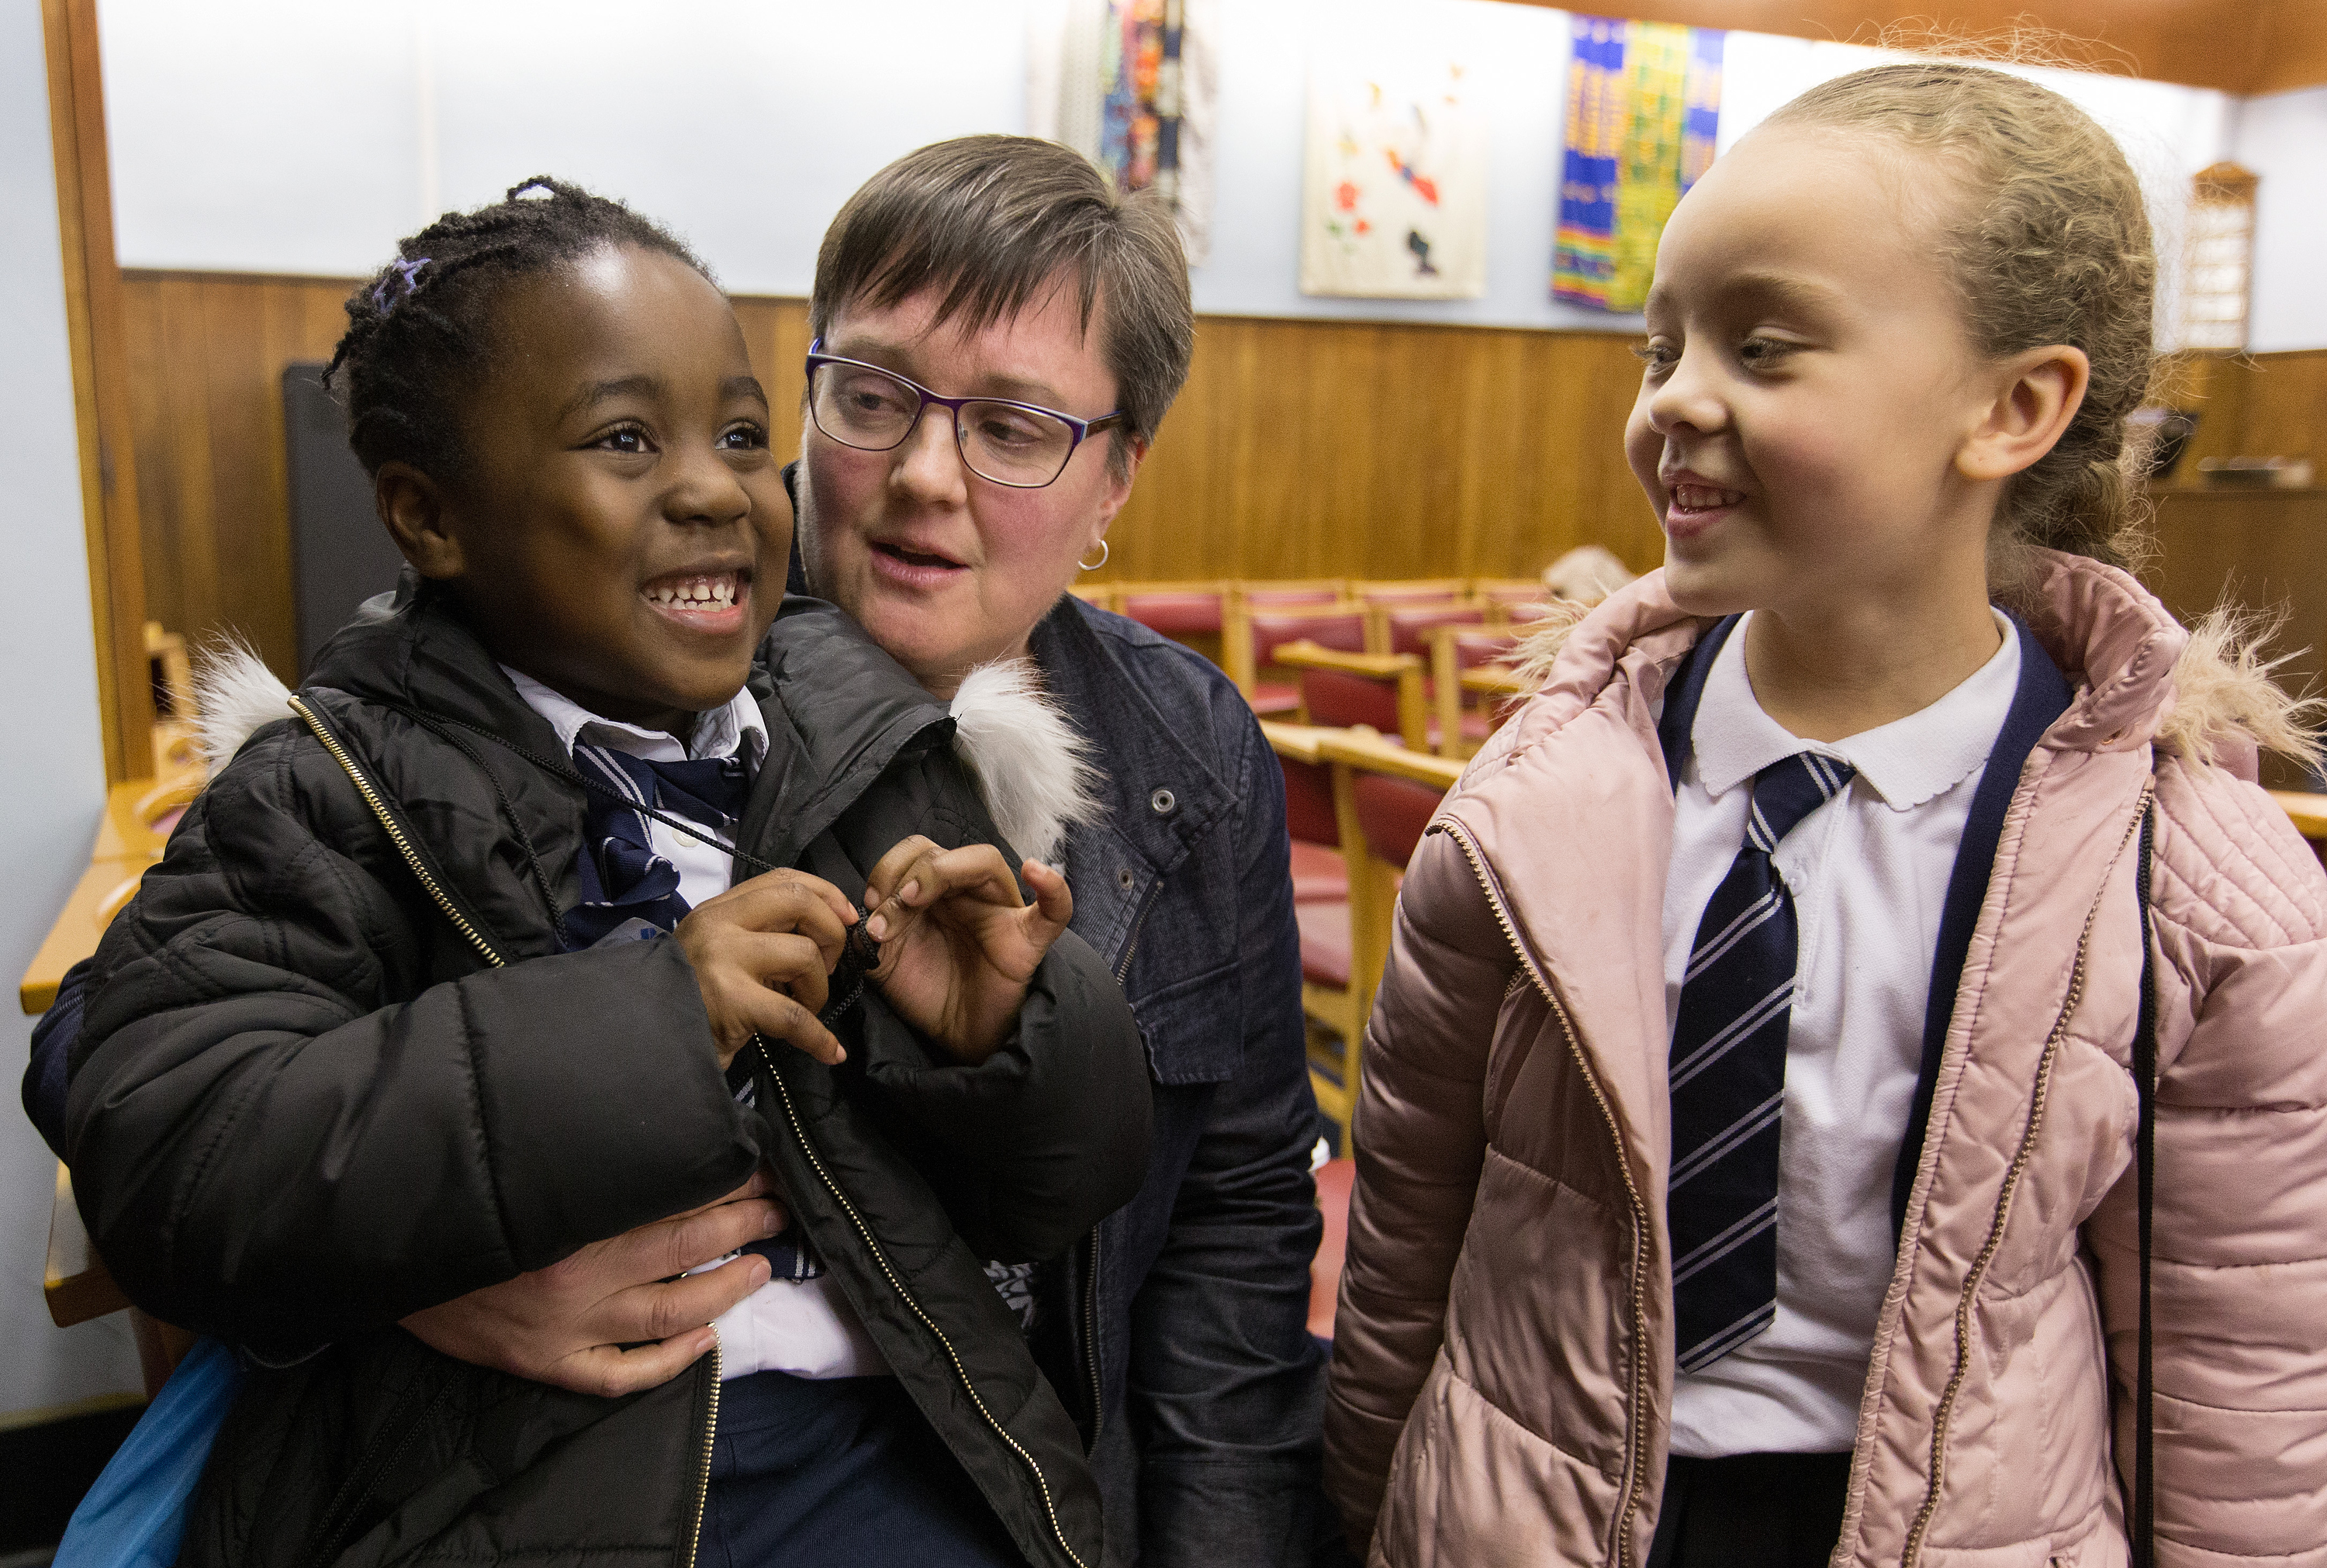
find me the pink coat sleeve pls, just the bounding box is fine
[1322,827,1519,1546]
[2087,765,2327,1566]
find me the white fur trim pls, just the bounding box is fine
[949,658,1106,866]
[194,639,295,774]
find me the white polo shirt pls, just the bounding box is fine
[1661,613,2018,1456]
[503,667,888,1382]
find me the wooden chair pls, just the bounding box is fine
[1309,1155,1356,1338]
[1264,720,1349,907]
[1276,641,1429,751]
[1266,723,1367,1097]
[1374,599,1486,658]
[1304,727,1462,1148]
[1226,603,1369,718]
[1351,578,1467,606]
[1431,626,1523,760]
[1114,581,1228,665]
[1233,579,1347,610]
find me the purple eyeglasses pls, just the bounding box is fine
[805,340,1127,489]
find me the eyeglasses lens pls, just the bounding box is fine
[810,363,1075,488]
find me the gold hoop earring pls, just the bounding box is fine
[1077,539,1110,572]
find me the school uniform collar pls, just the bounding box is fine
[1692,609,2021,810]
[500,665,767,768]
[1658,605,2075,1238]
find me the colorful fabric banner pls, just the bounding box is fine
[1553,16,1724,314]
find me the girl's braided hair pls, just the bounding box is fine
[324,176,711,482]
[1762,61,2156,580]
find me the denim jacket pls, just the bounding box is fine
[1028,597,1326,1568]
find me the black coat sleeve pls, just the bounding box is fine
[64,729,760,1354]
[805,737,1153,1263]
[853,927,1153,1261]
[1129,704,1326,1568]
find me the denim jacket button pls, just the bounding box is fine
[1118,867,1136,890]
[1150,788,1176,815]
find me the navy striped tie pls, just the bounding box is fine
[1669,751,1855,1373]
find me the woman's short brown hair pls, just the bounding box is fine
[810,135,1195,474]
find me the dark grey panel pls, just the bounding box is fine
[283,362,404,677]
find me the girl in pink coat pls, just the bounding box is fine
[1325,60,2327,1568]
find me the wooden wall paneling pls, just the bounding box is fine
[43,0,154,784]
[2145,485,2327,789]
[121,272,349,680]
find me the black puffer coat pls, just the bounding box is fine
[65,590,1152,1568]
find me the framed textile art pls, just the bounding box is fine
[1553,15,1723,313]
[1298,60,1489,301]
[1030,0,1217,265]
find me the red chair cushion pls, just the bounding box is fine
[1252,610,1367,668]
[1120,592,1223,635]
[1247,682,1301,717]
[1309,1156,1355,1338]
[1383,603,1485,655]
[1296,901,1352,988]
[1244,587,1340,607]
[1280,755,1338,847]
[1288,840,1347,903]
[1354,772,1445,869]
[1300,666,1401,732]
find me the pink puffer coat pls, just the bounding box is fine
[1323,552,2327,1567]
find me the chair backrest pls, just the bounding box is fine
[1242,585,1345,609]
[1118,589,1225,636]
[1354,579,1467,605]
[1379,601,1486,656]
[1250,606,1368,668]
[1280,752,1339,847]
[1352,771,1445,870]
[1472,579,1545,606]
[1300,666,1402,734]
[1447,627,1520,670]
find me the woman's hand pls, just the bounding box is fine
[675,869,859,1069]
[860,837,1074,1065]
[400,1169,787,1397]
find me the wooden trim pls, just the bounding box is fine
[44,0,154,785]
[1318,727,1468,791]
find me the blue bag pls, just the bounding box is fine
[54,1338,241,1568]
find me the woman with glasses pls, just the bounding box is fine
[379,136,1329,1566]
[783,135,1327,1568]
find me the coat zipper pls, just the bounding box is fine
[1082,1228,1105,1449]
[296,692,726,1568]
[1899,790,2150,1568]
[755,1040,1089,1568]
[1114,880,1161,983]
[1438,821,1653,1565]
[683,1342,721,1568]
[289,695,504,970]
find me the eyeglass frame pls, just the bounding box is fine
[804,339,1129,490]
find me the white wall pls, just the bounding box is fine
[99,0,2265,339]
[2233,85,2327,354]
[0,0,145,1423]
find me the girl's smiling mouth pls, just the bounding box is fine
[642,568,749,634]
[1661,474,1748,539]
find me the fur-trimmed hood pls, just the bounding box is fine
[1506,548,2322,777]
[196,638,1104,868]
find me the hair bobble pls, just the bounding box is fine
[371,256,432,315]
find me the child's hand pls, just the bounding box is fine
[860,838,1074,1065]
[675,869,859,1069]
